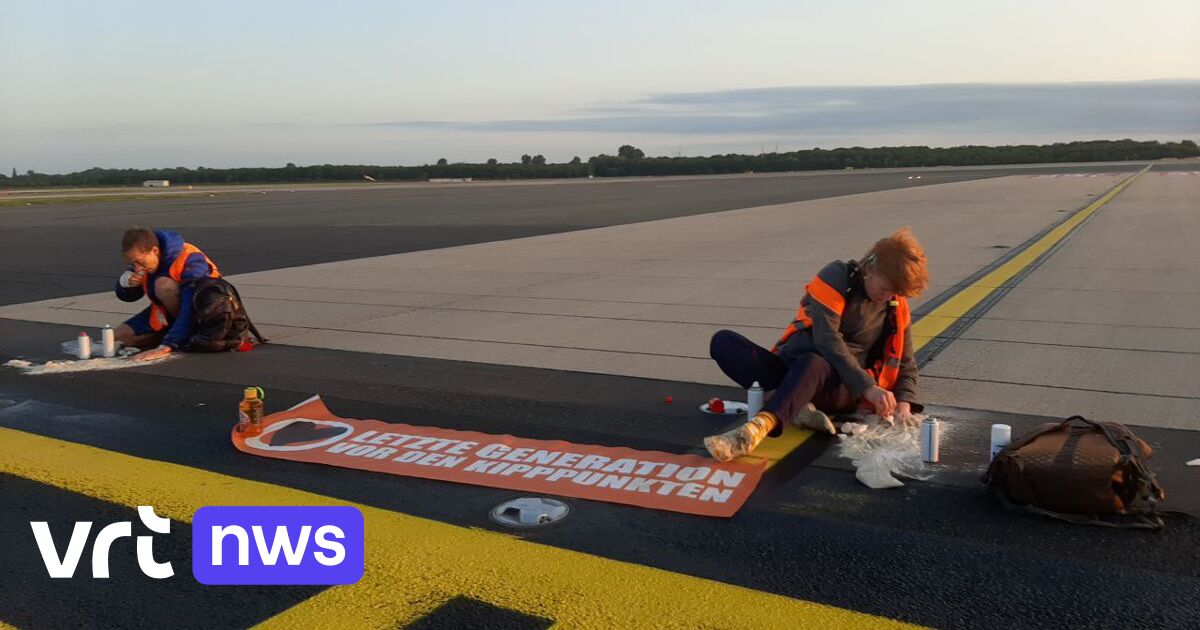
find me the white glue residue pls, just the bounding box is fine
[4,353,176,375]
[836,414,939,489]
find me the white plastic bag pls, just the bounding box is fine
[837,414,939,489]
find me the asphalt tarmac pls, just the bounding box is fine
[0,164,1141,306]
[3,163,1197,630]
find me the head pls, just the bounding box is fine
[859,228,929,303]
[121,227,160,273]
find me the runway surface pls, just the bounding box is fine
[2,162,1198,629]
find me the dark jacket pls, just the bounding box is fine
[776,260,921,411]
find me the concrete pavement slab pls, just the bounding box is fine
[0,174,1126,390]
[923,172,1200,428]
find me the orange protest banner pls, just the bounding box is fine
[232,396,765,517]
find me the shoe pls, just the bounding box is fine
[791,403,835,435]
[704,412,776,462]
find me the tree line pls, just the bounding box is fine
[4,139,1196,187]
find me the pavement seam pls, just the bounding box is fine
[923,374,1200,400]
[914,164,1154,366]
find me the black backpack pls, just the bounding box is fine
[186,277,268,352]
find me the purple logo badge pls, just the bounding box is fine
[192,506,364,585]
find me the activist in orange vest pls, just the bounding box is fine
[704,228,929,462]
[113,227,221,362]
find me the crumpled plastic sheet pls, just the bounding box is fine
[836,413,941,489]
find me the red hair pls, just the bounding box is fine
[861,227,929,297]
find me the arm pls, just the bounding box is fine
[808,299,876,396]
[160,254,210,349]
[892,326,924,413]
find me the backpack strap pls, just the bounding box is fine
[985,415,1166,526]
[224,280,269,344]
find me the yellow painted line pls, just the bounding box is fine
[0,426,923,629]
[741,164,1151,467]
[909,164,1151,348]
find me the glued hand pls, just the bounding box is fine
[894,402,919,427]
[863,386,897,418]
[133,345,172,362]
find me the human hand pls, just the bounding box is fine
[894,402,919,427]
[121,270,147,288]
[132,345,172,362]
[863,386,897,418]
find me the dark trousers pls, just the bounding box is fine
[709,329,854,436]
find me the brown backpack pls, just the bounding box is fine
[983,416,1166,529]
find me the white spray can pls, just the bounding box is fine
[746,381,763,418]
[101,324,116,358]
[990,424,1012,461]
[77,331,92,360]
[920,417,940,463]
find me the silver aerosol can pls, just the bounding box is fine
[746,381,763,418]
[920,417,940,463]
[101,324,116,358]
[77,331,91,360]
[990,424,1012,460]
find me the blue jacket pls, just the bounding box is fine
[114,229,216,349]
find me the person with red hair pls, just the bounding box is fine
[705,228,930,462]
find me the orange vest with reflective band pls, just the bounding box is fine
[148,243,221,332]
[772,273,911,392]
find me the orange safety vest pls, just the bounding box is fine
[772,274,911,391]
[148,243,221,332]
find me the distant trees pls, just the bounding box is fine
[618,144,645,159]
[4,140,1196,188]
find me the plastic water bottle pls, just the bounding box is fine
[77,331,91,359]
[990,424,1012,460]
[746,381,763,418]
[101,325,116,358]
[238,387,265,437]
[920,418,940,463]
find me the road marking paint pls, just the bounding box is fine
[0,426,923,629]
[742,165,1151,467]
[909,165,1151,349]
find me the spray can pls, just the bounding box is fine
[746,381,763,418]
[990,424,1012,460]
[101,325,116,358]
[920,417,940,463]
[238,387,265,437]
[77,331,92,359]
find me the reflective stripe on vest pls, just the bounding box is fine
[865,298,910,391]
[772,274,910,392]
[772,275,844,352]
[148,244,221,332]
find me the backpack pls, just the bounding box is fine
[983,416,1165,529]
[185,277,268,352]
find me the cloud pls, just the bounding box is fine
[361,80,1200,137]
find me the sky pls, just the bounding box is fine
[1,0,1197,173]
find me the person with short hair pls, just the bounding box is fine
[114,226,221,362]
[704,228,930,462]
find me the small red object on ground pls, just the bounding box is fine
[237,341,254,352]
[707,397,726,413]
